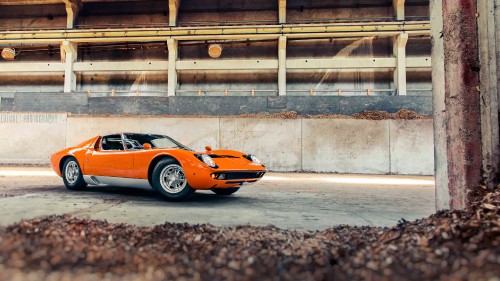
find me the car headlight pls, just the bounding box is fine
[248,154,262,165]
[200,154,216,168]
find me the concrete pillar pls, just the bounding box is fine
[167,38,178,97]
[393,0,405,21]
[279,0,286,24]
[63,0,80,29]
[61,41,77,93]
[169,0,180,27]
[430,0,450,210]
[393,33,408,96]
[477,0,500,186]
[431,0,482,210]
[278,36,287,96]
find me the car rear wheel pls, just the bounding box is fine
[62,157,87,190]
[152,158,195,201]
[211,187,240,196]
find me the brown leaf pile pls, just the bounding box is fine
[71,110,431,120]
[0,187,498,281]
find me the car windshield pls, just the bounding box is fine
[123,134,192,151]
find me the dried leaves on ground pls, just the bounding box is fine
[0,187,498,281]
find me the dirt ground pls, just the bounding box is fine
[0,167,498,280]
[0,187,498,281]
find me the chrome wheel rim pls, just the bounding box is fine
[65,161,79,184]
[159,164,187,194]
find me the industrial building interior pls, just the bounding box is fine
[0,0,499,280]
[0,0,431,96]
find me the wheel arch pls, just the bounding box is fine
[148,154,180,186]
[59,155,76,175]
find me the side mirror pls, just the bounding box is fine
[143,143,152,150]
[205,145,212,152]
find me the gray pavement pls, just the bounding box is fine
[0,167,436,231]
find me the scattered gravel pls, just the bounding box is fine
[0,186,498,281]
[70,110,431,120]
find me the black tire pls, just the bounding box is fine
[62,157,87,190]
[211,187,240,196]
[151,158,195,201]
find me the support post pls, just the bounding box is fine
[477,0,499,186]
[393,0,405,21]
[62,0,81,29]
[431,0,450,210]
[431,0,482,210]
[167,38,178,97]
[61,41,77,93]
[169,0,180,27]
[279,0,286,24]
[278,36,287,96]
[393,33,408,95]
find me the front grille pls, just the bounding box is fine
[213,171,265,180]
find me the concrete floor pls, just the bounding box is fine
[0,167,436,231]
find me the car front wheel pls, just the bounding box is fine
[62,157,87,190]
[152,159,195,201]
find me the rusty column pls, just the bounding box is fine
[432,0,483,210]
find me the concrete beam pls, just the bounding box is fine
[393,33,408,95]
[168,0,179,27]
[279,0,286,24]
[0,62,64,73]
[177,60,278,71]
[167,38,178,97]
[0,57,431,74]
[393,0,405,21]
[0,0,61,4]
[74,61,168,72]
[406,57,431,68]
[288,58,396,69]
[278,36,287,96]
[61,41,77,93]
[0,22,431,45]
[62,0,81,29]
[477,0,500,186]
[433,0,482,210]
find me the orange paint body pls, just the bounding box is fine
[50,135,266,190]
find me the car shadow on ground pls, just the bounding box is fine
[60,185,249,204]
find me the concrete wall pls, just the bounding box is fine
[0,94,433,116]
[0,113,434,175]
[0,113,67,164]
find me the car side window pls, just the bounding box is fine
[101,134,125,151]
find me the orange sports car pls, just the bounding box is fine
[50,133,266,201]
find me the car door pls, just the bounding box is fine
[84,134,135,178]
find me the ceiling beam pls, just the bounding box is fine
[0,22,430,45]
